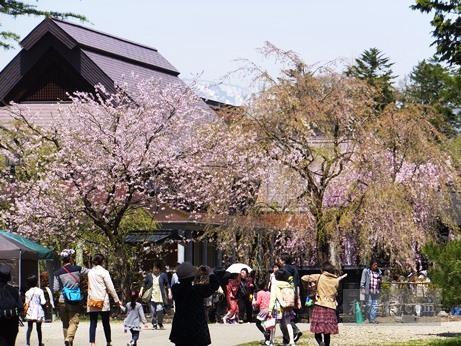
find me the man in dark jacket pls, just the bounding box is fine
[277,254,303,343]
[140,261,172,330]
[170,263,219,346]
[0,263,22,346]
[53,249,88,346]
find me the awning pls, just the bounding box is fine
[0,233,38,260]
[0,230,54,259]
[124,231,180,245]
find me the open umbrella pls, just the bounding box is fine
[226,263,252,274]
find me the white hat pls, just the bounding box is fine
[176,262,197,280]
[60,249,75,259]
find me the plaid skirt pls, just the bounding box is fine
[310,305,339,334]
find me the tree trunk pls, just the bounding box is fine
[110,238,132,299]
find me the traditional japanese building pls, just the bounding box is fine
[0,17,225,268]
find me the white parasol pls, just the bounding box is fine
[226,263,252,274]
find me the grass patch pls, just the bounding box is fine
[238,336,461,346]
[386,336,461,346]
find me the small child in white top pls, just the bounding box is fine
[123,290,148,346]
[24,275,46,346]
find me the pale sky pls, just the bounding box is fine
[0,0,435,86]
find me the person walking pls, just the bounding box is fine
[223,273,240,324]
[169,262,219,346]
[140,261,171,330]
[302,262,347,346]
[24,275,46,346]
[238,268,255,323]
[253,285,272,345]
[0,264,22,346]
[40,272,54,322]
[268,269,296,346]
[123,290,148,346]
[277,255,302,343]
[87,253,121,346]
[53,248,88,346]
[360,259,382,323]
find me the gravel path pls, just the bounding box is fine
[15,320,461,345]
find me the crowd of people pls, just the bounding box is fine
[0,249,394,346]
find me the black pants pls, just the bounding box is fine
[255,320,270,341]
[281,321,300,344]
[130,329,140,345]
[0,317,19,346]
[26,321,43,345]
[89,311,111,343]
[238,297,253,322]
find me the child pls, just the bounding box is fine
[268,269,296,346]
[24,275,46,346]
[124,290,148,346]
[253,285,273,346]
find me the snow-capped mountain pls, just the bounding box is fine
[184,79,250,106]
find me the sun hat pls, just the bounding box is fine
[176,262,198,280]
[60,249,75,259]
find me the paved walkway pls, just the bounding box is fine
[15,320,461,345]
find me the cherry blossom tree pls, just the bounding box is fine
[208,43,458,269]
[1,78,220,287]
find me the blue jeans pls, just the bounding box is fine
[368,294,379,322]
[149,301,164,327]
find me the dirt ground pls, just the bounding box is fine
[15,320,461,345]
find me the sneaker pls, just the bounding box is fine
[158,324,165,330]
[294,331,302,342]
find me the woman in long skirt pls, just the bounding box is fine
[302,262,347,346]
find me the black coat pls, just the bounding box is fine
[169,274,219,346]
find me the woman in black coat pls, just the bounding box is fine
[0,264,23,346]
[169,263,219,346]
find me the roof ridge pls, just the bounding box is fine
[49,17,159,52]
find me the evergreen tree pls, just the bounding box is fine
[412,0,461,66]
[405,59,461,135]
[346,48,396,110]
[0,0,86,49]
[424,240,461,308]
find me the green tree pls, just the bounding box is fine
[424,240,461,308]
[0,0,86,49]
[346,48,396,110]
[412,0,461,66]
[404,59,461,135]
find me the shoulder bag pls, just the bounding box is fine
[61,266,82,302]
[141,274,153,304]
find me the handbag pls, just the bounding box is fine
[23,293,35,314]
[87,297,105,309]
[141,286,153,304]
[262,317,276,330]
[87,273,106,310]
[141,273,153,303]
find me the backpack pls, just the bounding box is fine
[0,284,20,319]
[278,285,295,308]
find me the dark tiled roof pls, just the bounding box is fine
[82,49,182,94]
[51,19,179,75]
